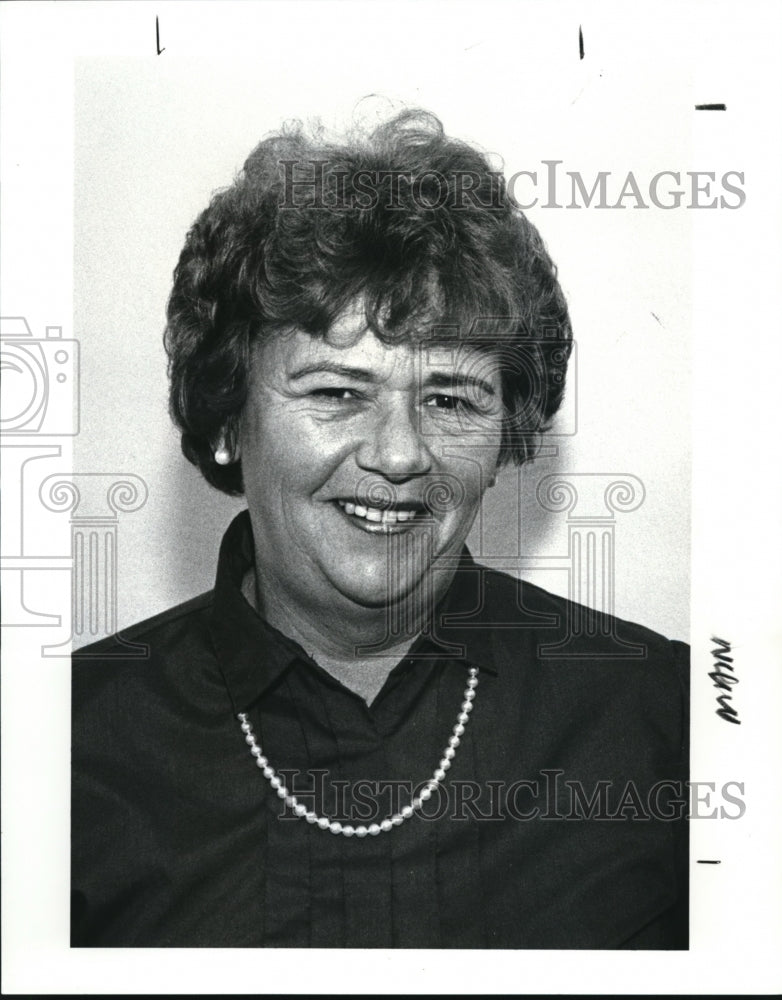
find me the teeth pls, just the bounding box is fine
[338,499,421,523]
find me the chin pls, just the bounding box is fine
[329,560,432,611]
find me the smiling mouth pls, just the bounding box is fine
[336,499,432,529]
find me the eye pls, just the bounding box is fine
[425,393,472,412]
[310,387,360,401]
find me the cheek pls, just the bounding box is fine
[440,452,498,511]
[242,410,351,496]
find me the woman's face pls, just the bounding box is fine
[238,309,503,618]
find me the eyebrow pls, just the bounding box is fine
[424,371,497,397]
[288,362,377,382]
[288,361,496,397]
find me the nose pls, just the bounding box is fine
[355,398,434,481]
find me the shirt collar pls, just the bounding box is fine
[208,510,498,714]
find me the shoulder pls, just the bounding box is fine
[471,564,690,768]
[71,590,217,713]
[480,562,687,642]
[74,589,215,657]
[473,561,689,687]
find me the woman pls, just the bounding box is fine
[72,110,689,948]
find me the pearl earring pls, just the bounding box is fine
[214,445,231,465]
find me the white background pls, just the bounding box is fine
[2,0,781,994]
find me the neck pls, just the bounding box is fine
[245,562,445,661]
[242,557,456,703]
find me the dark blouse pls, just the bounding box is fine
[72,510,689,948]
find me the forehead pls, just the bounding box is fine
[254,306,501,385]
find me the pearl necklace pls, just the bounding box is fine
[237,665,479,837]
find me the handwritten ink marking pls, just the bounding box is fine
[697,860,721,864]
[156,16,165,55]
[709,636,741,725]
[578,26,584,60]
[695,103,727,111]
[651,311,661,325]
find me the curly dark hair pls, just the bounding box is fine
[165,109,573,495]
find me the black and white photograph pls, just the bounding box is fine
[1,0,780,993]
